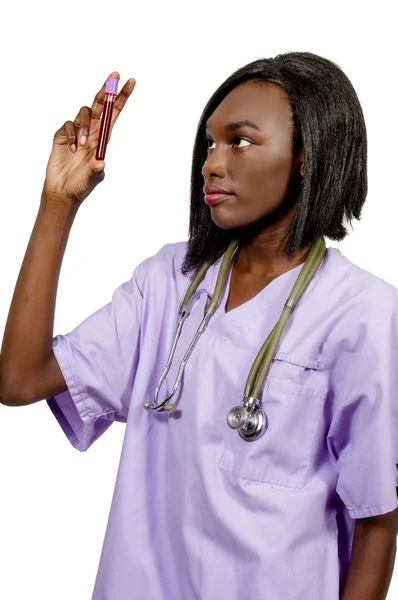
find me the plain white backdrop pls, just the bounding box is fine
[0,0,397,598]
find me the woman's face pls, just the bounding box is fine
[202,80,303,232]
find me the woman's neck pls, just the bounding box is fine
[235,224,310,281]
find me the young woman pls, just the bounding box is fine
[1,52,397,599]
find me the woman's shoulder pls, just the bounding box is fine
[133,240,190,290]
[322,246,398,320]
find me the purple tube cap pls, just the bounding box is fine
[105,77,119,95]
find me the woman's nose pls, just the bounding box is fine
[202,146,227,179]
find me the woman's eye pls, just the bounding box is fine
[232,137,251,148]
[206,137,251,149]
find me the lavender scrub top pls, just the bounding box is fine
[47,242,398,600]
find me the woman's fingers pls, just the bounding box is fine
[58,73,135,156]
[91,71,120,119]
[74,106,92,147]
[64,121,77,152]
[91,73,135,130]
[110,78,136,129]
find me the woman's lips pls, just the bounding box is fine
[204,193,234,205]
[203,185,234,206]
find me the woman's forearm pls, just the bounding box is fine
[0,192,78,404]
[342,511,398,600]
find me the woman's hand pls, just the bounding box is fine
[43,71,136,205]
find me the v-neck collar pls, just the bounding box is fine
[201,247,329,339]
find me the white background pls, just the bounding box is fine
[0,1,397,598]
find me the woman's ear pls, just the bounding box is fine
[298,147,304,177]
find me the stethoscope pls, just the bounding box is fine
[144,237,326,441]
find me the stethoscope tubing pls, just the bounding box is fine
[144,237,326,435]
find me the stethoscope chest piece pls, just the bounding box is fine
[240,408,267,441]
[227,397,268,442]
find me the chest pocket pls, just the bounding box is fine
[218,352,328,490]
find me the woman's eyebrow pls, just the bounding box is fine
[205,120,260,133]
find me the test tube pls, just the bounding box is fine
[96,77,119,160]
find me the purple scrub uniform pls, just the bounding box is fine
[47,242,398,600]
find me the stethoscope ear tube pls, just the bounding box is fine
[144,241,238,413]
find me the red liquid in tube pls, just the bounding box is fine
[96,77,119,160]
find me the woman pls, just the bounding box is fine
[1,52,397,599]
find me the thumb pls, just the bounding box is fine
[90,162,106,187]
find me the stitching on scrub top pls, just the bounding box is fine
[217,463,304,489]
[347,500,397,511]
[274,352,321,370]
[95,409,123,422]
[68,339,94,425]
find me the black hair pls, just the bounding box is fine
[181,51,367,275]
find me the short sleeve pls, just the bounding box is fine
[327,285,398,519]
[47,267,143,452]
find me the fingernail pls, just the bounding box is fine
[80,135,87,146]
[71,144,76,152]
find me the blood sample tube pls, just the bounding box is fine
[95,77,119,160]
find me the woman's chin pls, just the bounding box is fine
[211,211,262,233]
